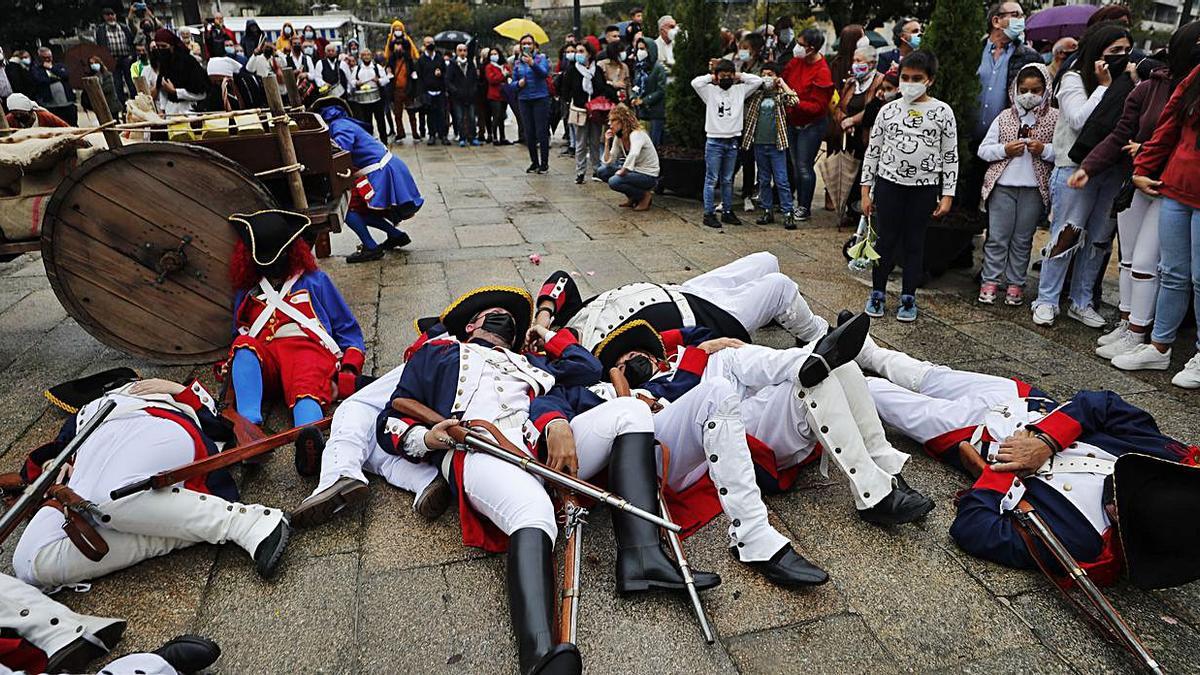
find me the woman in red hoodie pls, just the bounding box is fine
[781,27,834,222]
[1127,59,1200,388]
[484,46,512,145]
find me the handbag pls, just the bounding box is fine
[586,95,614,124]
[568,104,587,126]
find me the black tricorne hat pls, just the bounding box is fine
[44,367,139,414]
[1114,453,1200,590]
[593,319,666,374]
[440,286,534,345]
[310,95,352,116]
[228,210,312,266]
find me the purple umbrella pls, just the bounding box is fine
[1026,4,1098,43]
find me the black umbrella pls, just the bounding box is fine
[433,30,473,49]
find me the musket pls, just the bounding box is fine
[557,494,587,644]
[390,398,681,533]
[609,367,715,644]
[957,444,1162,674]
[0,399,117,549]
[108,416,332,500]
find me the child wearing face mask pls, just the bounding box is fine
[977,63,1057,307]
[860,50,959,322]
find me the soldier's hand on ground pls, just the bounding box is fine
[993,430,1053,476]
[545,420,579,476]
[127,378,185,396]
[424,418,460,451]
[698,337,745,354]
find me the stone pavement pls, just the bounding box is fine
[1,138,1199,674]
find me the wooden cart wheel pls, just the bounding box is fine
[41,142,277,364]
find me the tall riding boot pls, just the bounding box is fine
[507,528,581,675]
[609,433,721,595]
[776,292,830,345]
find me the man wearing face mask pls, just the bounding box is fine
[416,36,450,145]
[30,48,76,126]
[655,15,678,72]
[692,59,763,228]
[975,2,1041,143]
[876,18,921,75]
[446,42,482,146]
[374,286,718,675]
[6,50,36,100]
[95,7,136,104]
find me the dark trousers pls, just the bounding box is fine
[489,100,508,141]
[871,178,940,296]
[426,95,447,139]
[358,100,388,143]
[113,55,135,103]
[48,105,77,126]
[451,101,475,142]
[519,96,550,166]
[734,145,756,199]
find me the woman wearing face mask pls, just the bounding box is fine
[828,24,867,156]
[562,43,616,183]
[1112,29,1200,387]
[513,34,553,173]
[598,40,631,102]
[6,51,36,100]
[483,47,512,146]
[81,57,121,121]
[1069,21,1200,365]
[302,24,327,54]
[631,37,667,146]
[275,22,296,52]
[860,51,958,323]
[1030,23,1134,329]
[780,27,834,222]
[976,63,1058,307]
[385,20,420,142]
[149,29,211,114]
[836,46,883,224]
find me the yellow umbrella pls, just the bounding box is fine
[495,18,550,45]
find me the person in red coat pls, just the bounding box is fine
[483,47,512,145]
[1126,59,1200,388]
[780,27,834,222]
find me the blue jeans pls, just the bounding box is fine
[519,96,551,166]
[787,117,828,212]
[345,210,406,250]
[648,118,665,146]
[703,137,739,215]
[1150,196,1200,347]
[597,163,657,201]
[753,143,793,212]
[451,101,476,142]
[1033,165,1124,312]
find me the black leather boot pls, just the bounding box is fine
[858,476,935,526]
[507,528,582,675]
[609,433,721,595]
[153,635,221,673]
[797,312,871,387]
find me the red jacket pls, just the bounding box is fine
[1134,64,1200,209]
[781,56,834,127]
[484,62,508,102]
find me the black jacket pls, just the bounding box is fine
[559,62,615,109]
[416,53,445,94]
[445,58,478,103]
[6,61,35,97]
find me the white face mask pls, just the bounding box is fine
[636,49,648,61]
[1015,92,1043,110]
[667,27,679,41]
[899,81,926,103]
[457,55,466,64]
[737,49,750,61]
[793,44,806,58]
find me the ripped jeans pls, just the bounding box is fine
[1032,166,1124,313]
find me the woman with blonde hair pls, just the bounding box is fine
[385,19,421,140]
[597,104,659,210]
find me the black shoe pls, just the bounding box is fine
[721,212,743,226]
[737,544,829,588]
[441,137,451,146]
[498,139,513,146]
[508,528,583,675]
[346,247,385,264]
[47,637,110,673]
[836,309,855,327]
[560,147,574,156]
[379,232,412,250]
[291,476,369,528]
[252,518,291,578]
[783,213,797,230]
[575,174,584,184]
[859,478,935,526]
[537,164,550,174]
[755,211,774,225]
[293,426,325,478]
[610,433,722,595]
[526,163,539,173]
[154,635,221,674]
[413,474,452,520]
[797,312,870,387]
[427,137,437,146]
[702,213,722,229]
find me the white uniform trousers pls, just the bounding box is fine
[13,416,284,591]
[92,653,178,675]
[311,364,439,498]
[706,345,909,509]
[863,346,1020,445]
[463,398,654,542]
[653,378,790,561]
[679,251,828,341]
[0,573,123,660]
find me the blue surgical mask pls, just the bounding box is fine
[1003,18,1025,41]
[89,62,101,72]
[225,44,235,55]
[575,53,587,64]
[908,33,922,49]
[490,54,500,64]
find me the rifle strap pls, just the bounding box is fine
[1013,502,1119,644]
[465,419,526,456]
[46,499,109,563]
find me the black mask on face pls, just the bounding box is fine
[718,78,734,90]
[478,312,517,346]
[1103,53,1129,75]
[622,354,656,387]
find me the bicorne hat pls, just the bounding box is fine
[44,367,139,414]
[228,210,312,267]
[1114,452,1200,590]
[440,286,534,345]
[593,319,666,374]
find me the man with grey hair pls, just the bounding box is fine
[1047,36,1077,78]
[655,15,678,70]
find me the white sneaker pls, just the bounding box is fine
[1172,353,1200,389]
[1097,319,1129,346]
[744,197,755,212]
[1067,304,1106,328]
[1111,343,1171,371]
[1031,304,1057,326]
[1096,330,1143,360]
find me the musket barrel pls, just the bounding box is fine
[660,494,716,644]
